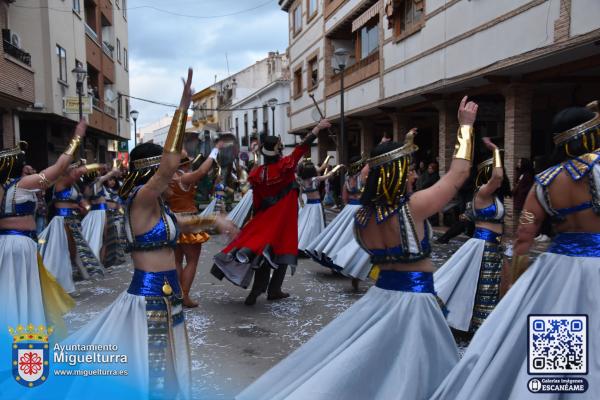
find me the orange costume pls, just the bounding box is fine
[167,178,210,244]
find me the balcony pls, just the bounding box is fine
[89,98,117,135]
[326,51,379,97]
[103,103,116,118]
[2,39,31,66]
[85,23,98,42]
[102,41,114,59]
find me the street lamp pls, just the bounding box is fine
[334,48,350,205]
[71,65,87,121]
[267,98,278,136]
[130,109,139,148]
[333,48,350,167]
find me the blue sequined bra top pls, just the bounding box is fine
[0,178,37,218]
[534,152,600,222]
[465,194,505,224]
[354,200,433,264]
[124,186,178,252]
[53,185,81,203]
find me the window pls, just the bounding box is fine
[73,0,81,14]
[56,45,67,83]
[308,56,318,90]
[235,118,239,139]
[293,5,302,35]
[293,66,303,98]
[125,99,130,121]
[262,105,269,133]
[386,0,425,40]
[307,0,318,19]
[244,113,248,140]
[123,48,128,70]
[359,20,379,60]
[252,109,258,129]
[116,38,121,62]
[123,0,127,19]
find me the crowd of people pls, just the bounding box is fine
[1,68,598,399]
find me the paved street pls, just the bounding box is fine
[63,222,472,399]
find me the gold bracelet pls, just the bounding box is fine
[453,125,474,161]
[493,148,503,168]
[37,173,50,190]
[164,109,188,153]
[63,136,82,157]
[511,254,529,283]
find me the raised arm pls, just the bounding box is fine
[290,119,332,165]
[410,96,477,219]
[476,138,503,199]
[179,145,222,186]
[315,164,344,182]
[511,188,546,282]
[19,120,86,190]
[138,68,193,204]
[317,155,332,174]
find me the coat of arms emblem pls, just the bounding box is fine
[9,324,52,388]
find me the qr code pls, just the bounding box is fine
[528,315,587,374]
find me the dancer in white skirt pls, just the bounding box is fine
[81,165,121,264]
[434,138,512,333]
[431,102,600,399]
[0,121,85,335]
[238,96,480,400]
[51,70,237,399]
[296,158,343,254]
[39,164,105,293]
[305,156,372,287]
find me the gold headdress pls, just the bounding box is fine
[553,101,600,152]
[367,131,418,206]
[119,155,162,198]
[0,141,27,184]
[348,155,367,176]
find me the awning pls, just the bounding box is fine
[352,1,382,33]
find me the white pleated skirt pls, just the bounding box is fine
[297,202,324,251]
[228,189,253,228]
[434,238,486,331]
[81,209,106,260]
[237,286,458,400]
[39,216,76,293]
[0,235,46,328]
[200,198,217,216]
[55,290,191,399]
[305,203,372,279]
[431,251,600,400]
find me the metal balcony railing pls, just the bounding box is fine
[92,96,101,109]
[2,40,31,66]
[102,42,114,59]
[103,103,116,117]
[85,24,98,42]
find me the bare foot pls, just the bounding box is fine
[183,295,199,308]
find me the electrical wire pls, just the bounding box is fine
[120,93,289,111]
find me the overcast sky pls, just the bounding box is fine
[127,0,288,139]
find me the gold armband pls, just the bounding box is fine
[321,155,332,169]
[189,214,217,230]
[63,136,82,157]
[38,173,50,190]
[164,109,188,153]
[453,125,474,161]
[330,165,344,175]
[511,254,529,283]
[519,210,536,225]
[493,148,503,168]
[83,163,103,173]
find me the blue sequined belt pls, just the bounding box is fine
[0,229,37,240]
[348,199,361,205]
[547,233,600,258]
[306,199,321,204]
[375,270,435,293]
[90,203,107,211]
[55,208,78,217]
[473,227,502,244]
[127,269,182,296]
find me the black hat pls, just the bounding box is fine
[261,136,283,157]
